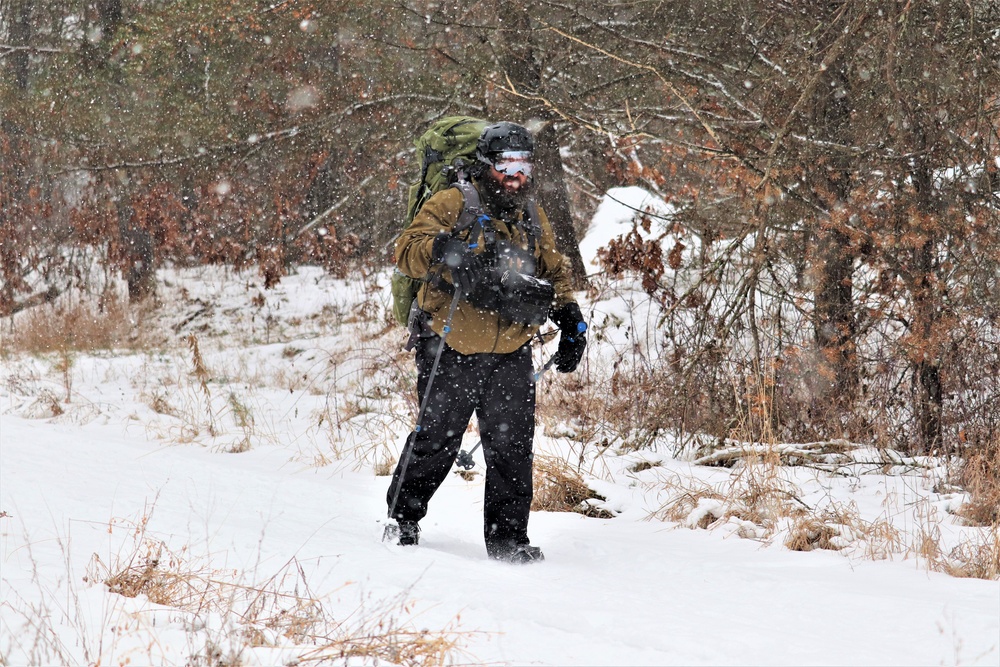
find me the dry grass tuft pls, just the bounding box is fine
[292,592,473,667]
[187,333,211,391]
[700,374,810,533]
[856,516,904,561]
[650,474,724,525]
[374,453,397,477]
[224,391,255,453]
[784,515,843,552]
[629,461,661,473]
[185,333,219,436]
[531,454,612,518]
[649,451,805,536]
[956,440,1000,526]
[147,390,178,417]
[725,447,801,529]
[782,502,908,558]
[98,541,196,607]
[945,527,1000,580]
[454,468,480,482]
[90,508,472,665]
[3,291,158,355]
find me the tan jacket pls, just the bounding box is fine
[395,184,575,355]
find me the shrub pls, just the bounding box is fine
[531,454,612,518]
[3,290,157,355]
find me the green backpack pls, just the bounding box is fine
[390,115,490,326]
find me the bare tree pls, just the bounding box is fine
[486,1,587,286]
[503,0,1000,451]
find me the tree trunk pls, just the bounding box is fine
[909,159,943,453]
[491,2,588,288]
[0,120,29,316]
[912,235,943,453]
[534,122,588,289]
[810,58,858,416]
[116,193,156,303]
[96,0,123,35]
[813,226,857,405]
[9,0,33,90]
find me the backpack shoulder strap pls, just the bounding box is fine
[423,180,496,298]
[521,199,543,254]
[451,180,494,248]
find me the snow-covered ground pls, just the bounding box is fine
[2,189,998,666]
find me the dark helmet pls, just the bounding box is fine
[476,122,534,165]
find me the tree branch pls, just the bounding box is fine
[0,44,73,59]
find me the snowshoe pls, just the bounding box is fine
[383,520,420,546]
[491,544,544,564]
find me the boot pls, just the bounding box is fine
[397,520,420,546]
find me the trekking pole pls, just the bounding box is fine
[532,353,558,383]
[454,348,559,471]
[386,288,463,522]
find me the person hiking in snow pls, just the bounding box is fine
[386,121,587,563]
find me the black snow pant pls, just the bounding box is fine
[386,334,536,558]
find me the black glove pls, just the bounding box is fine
[550,302,587,373]
[431,233,483,295]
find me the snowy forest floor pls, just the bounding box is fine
[1,261,999,667]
